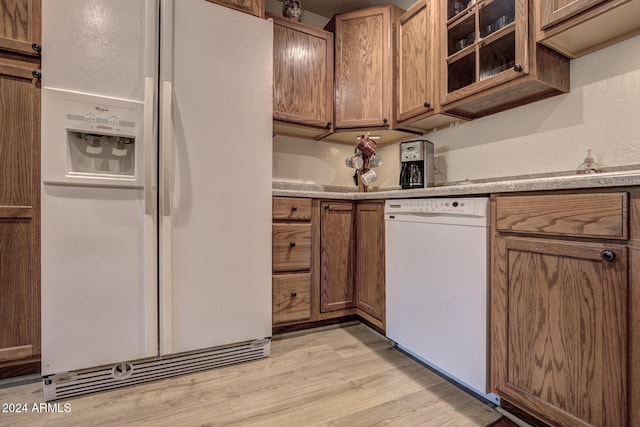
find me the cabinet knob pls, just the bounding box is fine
[32,70,42,79]
[291,206,298,212]
[291,292,297,298]
[601,250,616,262]
[424,102,431,108]
[382,118,388,124]
[514,64,523,72]
[31,43,41,53]
[326,121,332,128]
[289,241,296,248]
[324,204,330,210]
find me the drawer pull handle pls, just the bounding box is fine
[291,292,297,297]
[291,206,298,212]
[289,241,296,248]
[601,250,616,262]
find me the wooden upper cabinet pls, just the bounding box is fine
[397,0,434,122]
[396,0,465,133]
[329,5,404,130]
[536,0,640,58]
[439,0,569,119]
[320,201,355,313]
[269,13,334,139]
[539,0,610,28]
[205,0,264,18]
[0,0,41,56]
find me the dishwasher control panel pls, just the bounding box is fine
[385,197,488,217]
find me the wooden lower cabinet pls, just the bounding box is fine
[272,197,386,333]
[272,223,312,272]
[355,201,385,329]
[272,197,313,327]
[491,191,634,426]
[320,201,355,313]
[272,273,311,324]
[0,57,41,378]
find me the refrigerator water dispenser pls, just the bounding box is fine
[42,88,145,188]
[67,133,135,177]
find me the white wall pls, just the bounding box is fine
[272,13,640,187]
[273,136,401,189]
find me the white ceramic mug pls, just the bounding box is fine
[360,169,378,186]
[370,154,382,168]
[345,155,364,169]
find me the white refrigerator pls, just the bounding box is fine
[40,0,273,400]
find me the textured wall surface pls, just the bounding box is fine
[272,26,640,187]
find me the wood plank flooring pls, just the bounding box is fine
[0,323,502,426]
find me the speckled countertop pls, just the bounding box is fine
[273,169,640,200]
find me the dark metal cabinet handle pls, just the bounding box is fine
[424,102,431,108]
[326,121,332,128]
[601,250,616,262]
[382,118,388,124]
[324,204,330,210]
[289,241,296,248]
[291,292,297,298]
[32,43,41,53]
[514,64,523,72]
[291,206,298,212]
[32,70,41,79]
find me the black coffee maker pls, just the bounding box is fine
[399,140,434,189]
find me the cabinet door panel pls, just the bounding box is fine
[540,0,609,29]
[334,8,390,128]
[0,220,34,353]
[397,0,434,122]
[493,236,627,427]
[355,203,384,322]
[320,201,355,312]
[0,61,40,369]
[272,19,333,128]
[0,0,41,55]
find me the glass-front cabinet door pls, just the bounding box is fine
[442,0,528,105]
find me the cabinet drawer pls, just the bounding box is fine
[273,197,312,220]
[273,223,311,271]
[273,273,311,324]
[496,192,628,239]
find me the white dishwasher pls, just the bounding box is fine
[385,197,497,404]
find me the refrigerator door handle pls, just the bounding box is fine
[161,80,172,216]
[144,76,156,215]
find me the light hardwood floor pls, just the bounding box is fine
[0,323,502,426]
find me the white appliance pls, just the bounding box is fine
[40,0,273,400]
[385,197,498,404]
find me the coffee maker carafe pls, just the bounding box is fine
[399,140,434,189]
